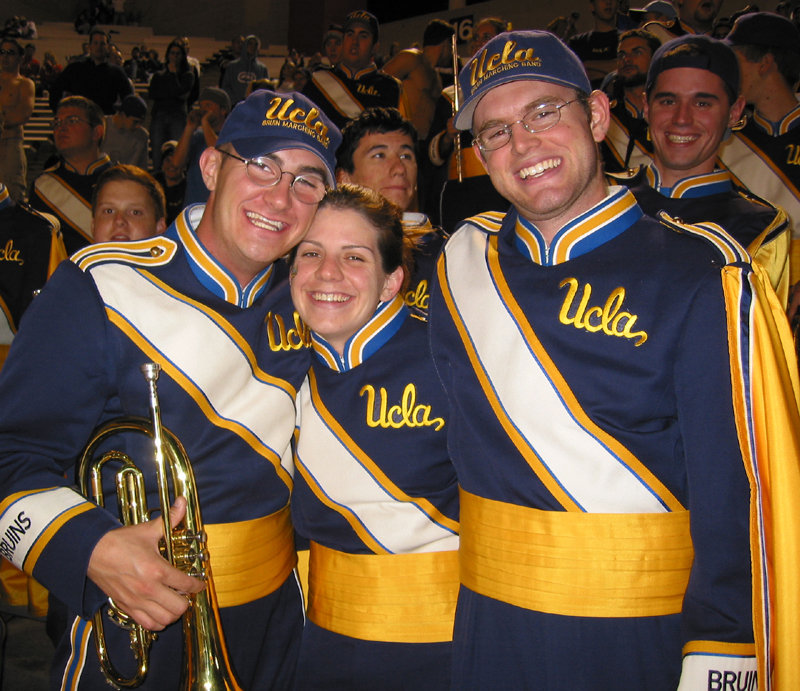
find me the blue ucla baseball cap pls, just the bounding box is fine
[455,30,591,131]
[216,90,342,186]
[646,35,739,100]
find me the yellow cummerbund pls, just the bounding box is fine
[460,488,694,618]
[307,541,459,643]
[204,504,296,608]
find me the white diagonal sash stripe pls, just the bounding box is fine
[312,71,364,119]
[297,379,458,554]
[605,115,653,170]
[719,134,800,237]
[34,175,93,236]
[445,226,668,513]
[92,264,296,473]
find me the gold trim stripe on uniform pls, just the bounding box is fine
[459,488,694,618]
[307,541,458,643]
[204,505,296,608]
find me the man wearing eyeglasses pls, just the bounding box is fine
[0,90,341,691]
[29,95,114,255]
[428,30,800,690]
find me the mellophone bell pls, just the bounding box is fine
[77,363,244,691]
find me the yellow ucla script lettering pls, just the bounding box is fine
[471,40,539,86]
[264,98,329,144]
[558,278,648,346]
[360,383,445,431]
[0,240,23,265]
[265,311,311,351]
[404,280,429,310]
[786,144,800,166]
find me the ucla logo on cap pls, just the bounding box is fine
[469,40,542,93]
[263,96,331,148]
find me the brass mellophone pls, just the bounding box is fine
[77,363,245,690]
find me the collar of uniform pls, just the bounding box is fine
[62,153,113,176]
[338,62,377,80]
[645,164,732,198]
[169,204,274,307]
[0,185,10,211]
[310,294,408,372]
[513,186,643,266]
[751,100,800,136]
[402,212,435,240]
[624,96,643,119]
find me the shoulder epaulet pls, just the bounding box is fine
[656,211,751,265]
[72,236,178,272]
[731,184,778,211]
[607,166,643,183]
[458,211,506,233]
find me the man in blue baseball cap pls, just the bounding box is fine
[428,29,800,691]
[0,89,341,691]
[609,34,791,302]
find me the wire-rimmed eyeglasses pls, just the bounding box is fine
[473,99,580,152]
[216,148,327,205]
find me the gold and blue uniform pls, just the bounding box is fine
[28,155,114,256]
[718,103,800,284]
[302,64,401,132]
[292,296,459,691]
[0,205,310,691]
[429,187,800,690]
[402,212,448,317]
[610,164,791,303]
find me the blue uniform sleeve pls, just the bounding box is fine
[0,260,122,618]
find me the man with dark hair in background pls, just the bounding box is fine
[49,29,134,115]
[600,28,660,171]
[337,107,447,314]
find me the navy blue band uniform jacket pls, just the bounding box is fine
[29,155,115,256]
[0,205,311,691]
[291,295,459,691]
[302,63,401,131]
[610,164,792,304]
[428,187,800,691]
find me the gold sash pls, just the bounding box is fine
[307,542,458,643]
[205,505,296,608]
[460,488,694,618]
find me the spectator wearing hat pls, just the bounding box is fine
[302,11,401,131]
[718,11,800,301]
[609,33,791,302]
[152,140,187,225]
[101,94,149,169]
[631,0,678,26]
[321,25,343,69]
[644,0,724,42]
[428,28,800,691]
[173,86,231,206]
